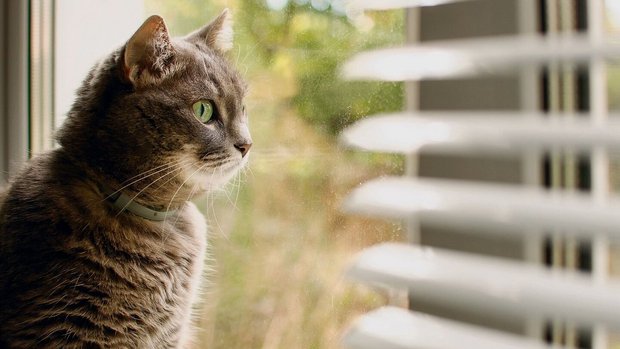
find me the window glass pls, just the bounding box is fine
[43,1,620,347]
[605,0,620,196]
[143,1,405,347]
[54,0,143,128]
[606,0,620,212]
[607,0,620,112]
[603,3,620,329]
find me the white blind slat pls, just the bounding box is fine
[341,112,620,155]
[346,0,473,11]
[344,177,620,241]
[347,243,620,328]
[344,306,562,349]
[342,34,620,81]
[339,1,614,348]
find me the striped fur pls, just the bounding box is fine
[0,10,248,348]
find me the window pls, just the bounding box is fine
[3,0,405,347]
[137,2,404,346]
[4,0,620,348]
[54,0,144,130]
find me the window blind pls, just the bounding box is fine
[339,0,616,348]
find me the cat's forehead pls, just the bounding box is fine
[174,39,247,99]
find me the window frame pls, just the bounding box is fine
[1,0,29,183]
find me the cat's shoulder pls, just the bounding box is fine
[1,150,92,227]
[3,151,74,210]
[8,150,77,188]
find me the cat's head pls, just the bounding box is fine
[58,10,251,203]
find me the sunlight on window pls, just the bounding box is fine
[607,0,620,33]
[54,0,143,128]
[607,0,620,112]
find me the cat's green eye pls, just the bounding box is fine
[192,100,214,123]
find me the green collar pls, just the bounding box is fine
[103,188,178,221]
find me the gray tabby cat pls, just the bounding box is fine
[0,9,250,348]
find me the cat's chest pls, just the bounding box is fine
[134,202,207,298]
[103,203,207,346]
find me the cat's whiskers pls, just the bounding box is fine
[227,168,246,210]
[150,160,199,197]
[114,164,187,218]
[249,146,331,155]
[237,43,259,79]
[235,45,242,69]
[237,42,259,70]
[161,162,212,243]
[101,159,188,203]
[171,181,200,228]
[163,161,210,227]
[108,160,183,192]
[233,171,242,209]
[111,161,171,182]
[240,161,255,180]
[217,167,240,212]
[205,168,228,242]
[209,191,226,240]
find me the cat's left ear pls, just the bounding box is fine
[123,15,175,86]
[185,9,233,53]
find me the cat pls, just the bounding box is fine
[0,9,250,348]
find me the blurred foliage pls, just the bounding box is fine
[609,65,620,111]
[146,0,404,135]
[144,1,405,348]
[237,0,404,134]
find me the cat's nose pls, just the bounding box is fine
[234,143,252,157]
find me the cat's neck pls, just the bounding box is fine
[58,148,197,213]
[99,184,180,221]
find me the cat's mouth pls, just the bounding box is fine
[176,152,247,192]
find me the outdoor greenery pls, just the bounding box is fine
[148,0,404,135]
[610,66,620,111]
[141,2,620,348]
[235,0,404,134]
[145,0,405,348]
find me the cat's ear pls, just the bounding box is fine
[186,9,233,53]
[122,15,176,86]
